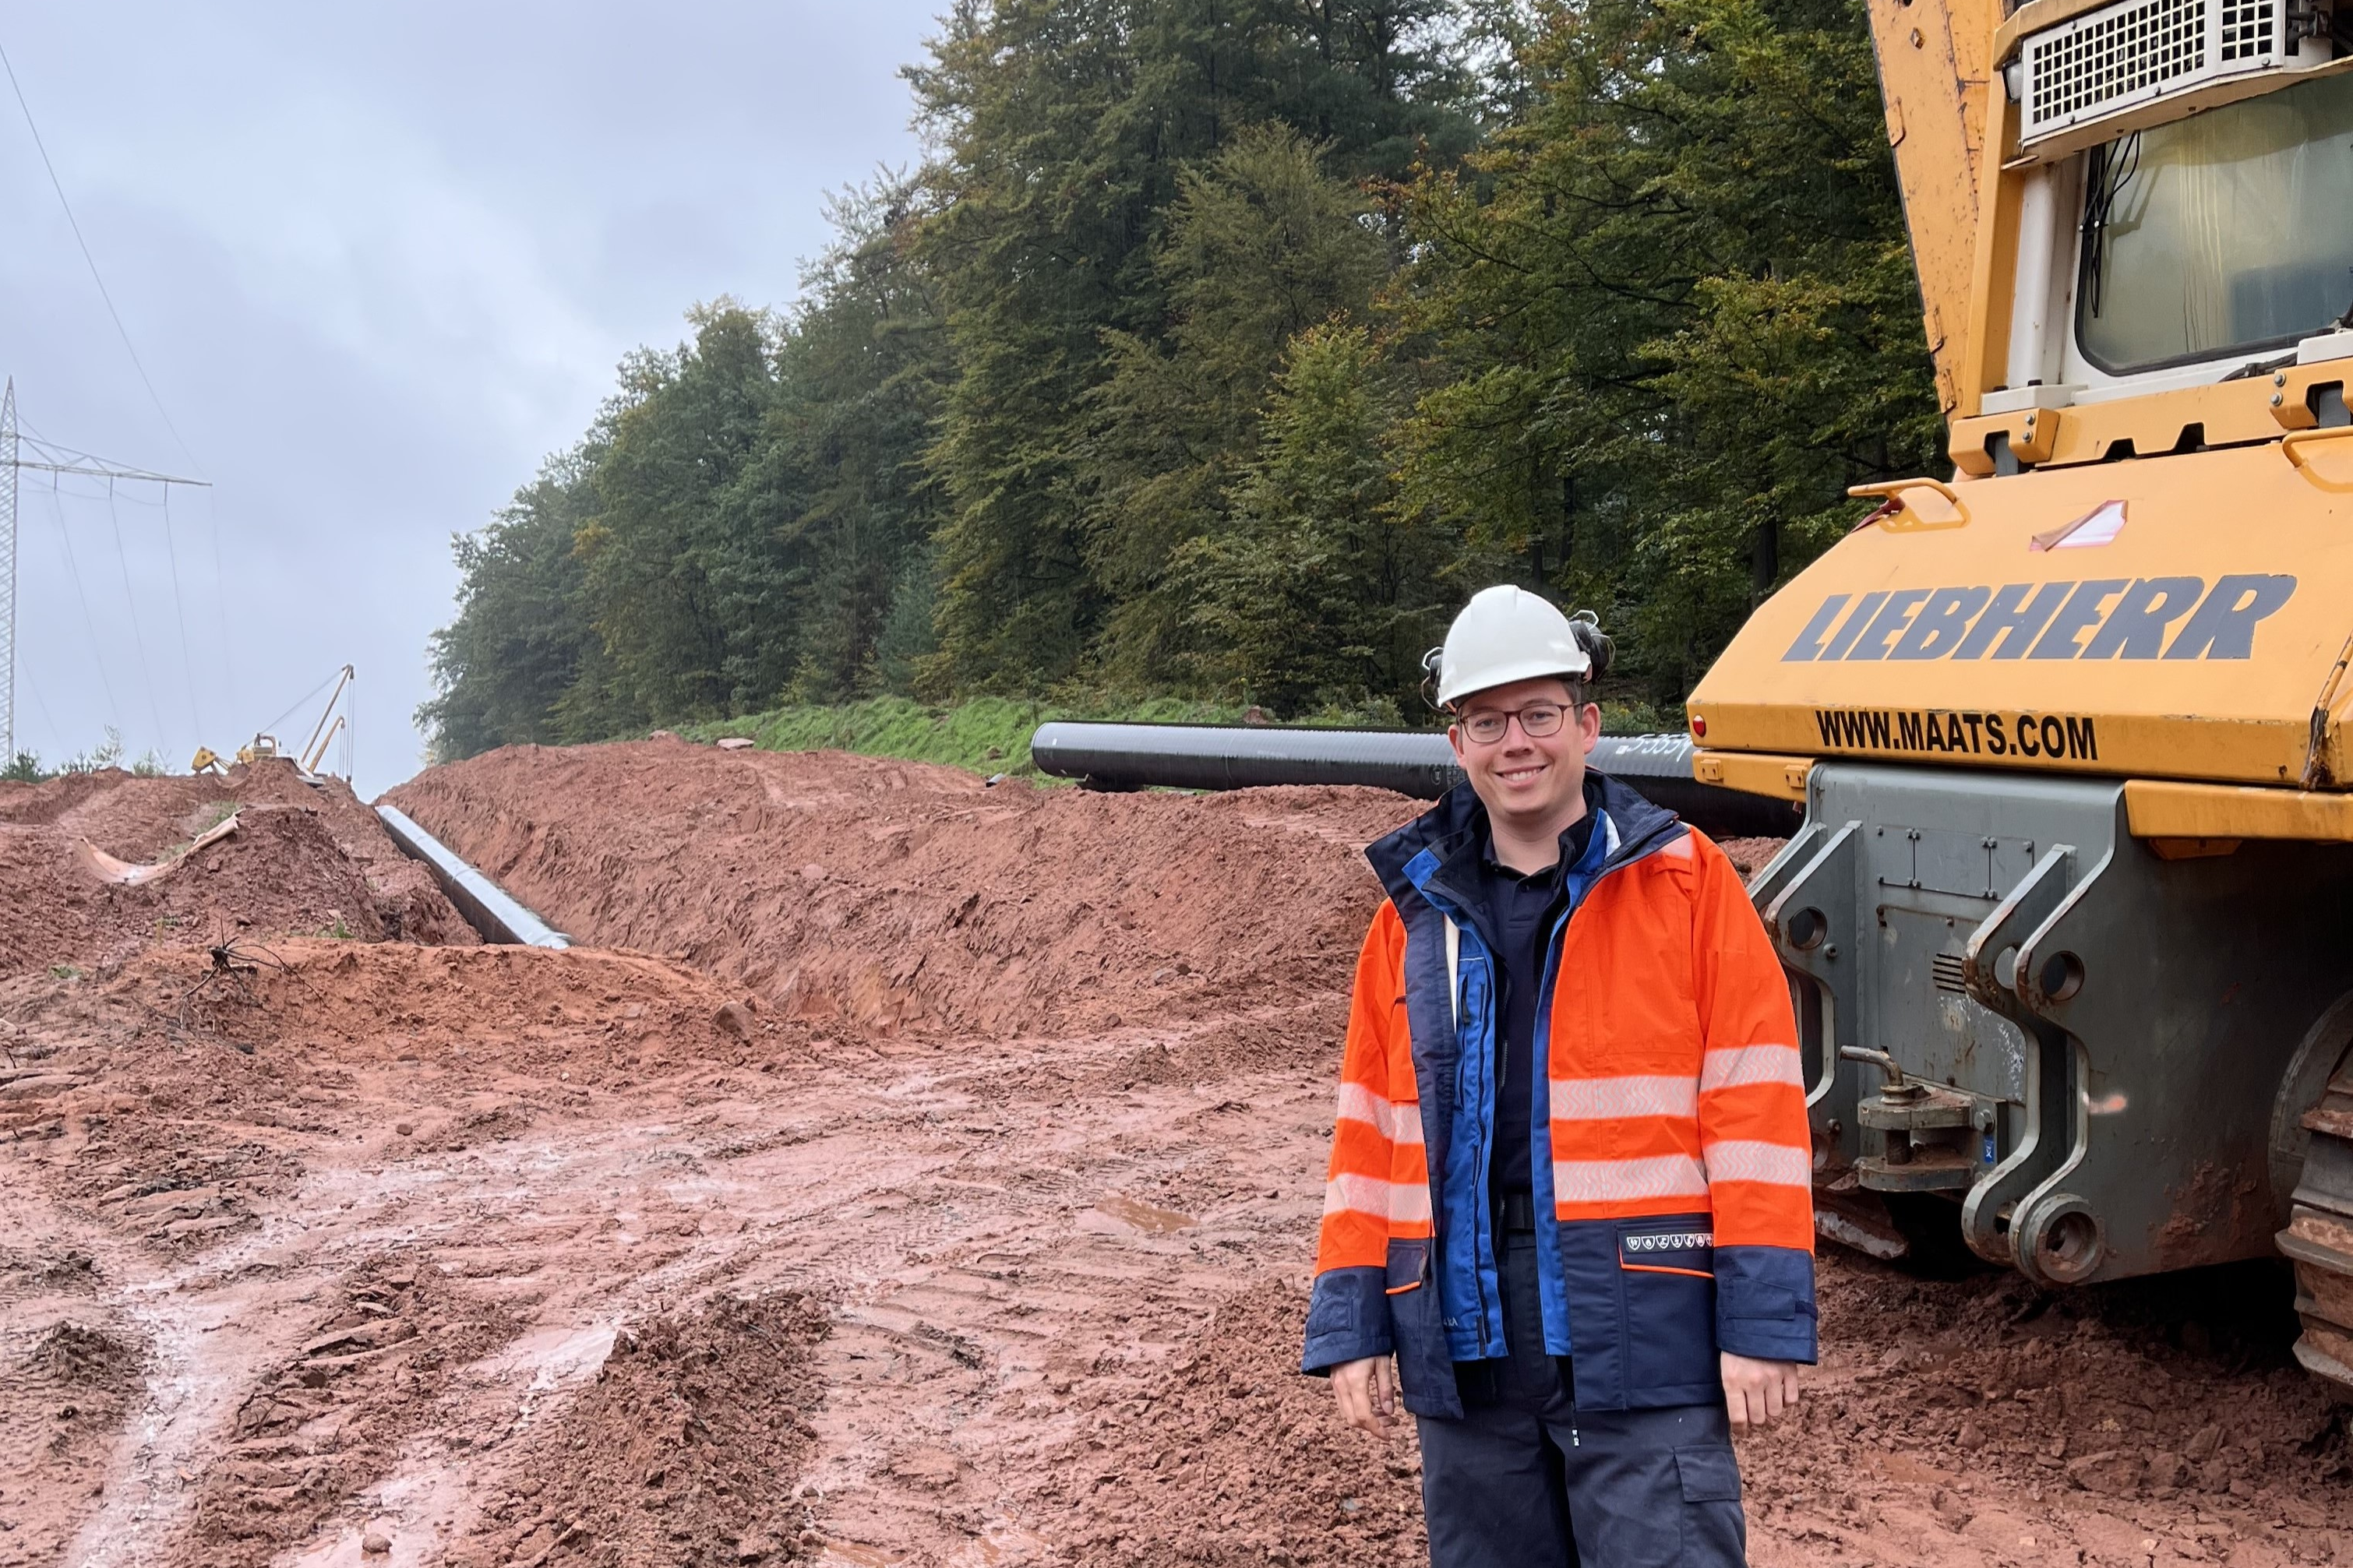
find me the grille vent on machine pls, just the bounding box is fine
[2018,0,2300,146]
[1931,953,1969,994]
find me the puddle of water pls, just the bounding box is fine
[1092,1195,1195,1235]
[471,1320,617,1393]
[822,1542,908,1567]
[947,1521,1053,1565]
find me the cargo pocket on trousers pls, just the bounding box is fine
[1674,1446,1747,1564]
[1384,1238,1452,1416]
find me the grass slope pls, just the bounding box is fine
[676,695,1680,779]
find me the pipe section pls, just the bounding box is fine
[1027,722,1801,839]
[375,804,572,949]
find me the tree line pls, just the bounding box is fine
[419,0,1945,759]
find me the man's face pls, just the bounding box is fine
[1446,676,1602,829]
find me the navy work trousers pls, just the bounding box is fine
[1414,1231,1748,1568]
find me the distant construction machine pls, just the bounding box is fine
[1683,0,2353,1391]
[191,664,354,780]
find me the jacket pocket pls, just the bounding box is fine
[1384,1238,1454,1417]
[1617,1217,1719,1401]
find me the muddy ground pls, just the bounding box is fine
[2,740,2348,1566]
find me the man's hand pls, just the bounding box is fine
[1332,1355,1399,1438]
[1720,1351,1801,1432]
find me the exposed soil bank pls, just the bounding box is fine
[386,738,1413,1045]
[0,759,475,981]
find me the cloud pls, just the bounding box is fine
[0,1,937,790]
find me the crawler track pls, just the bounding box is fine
[2280,1061,2353,1395]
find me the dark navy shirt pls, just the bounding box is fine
[1478,784,1602,1201]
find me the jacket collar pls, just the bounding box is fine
[1366,767,1688,912]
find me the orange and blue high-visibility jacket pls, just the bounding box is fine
[1301,773,1817,1418]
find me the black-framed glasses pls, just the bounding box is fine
[1459,703,1568,744]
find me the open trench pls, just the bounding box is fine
[2,741,2349,1567]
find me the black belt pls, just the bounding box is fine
[1498,1189,1538,1233]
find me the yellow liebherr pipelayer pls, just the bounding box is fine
[1686,0,2353,1387]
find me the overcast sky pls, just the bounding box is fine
[0,3,940,794]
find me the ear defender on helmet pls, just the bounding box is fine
[1567,609,1613,682]
[1420,646,1448,713]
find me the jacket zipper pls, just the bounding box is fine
[1528,812,1675,1362]
[1420,812,1684,1366]
[1444,895,1502,1358]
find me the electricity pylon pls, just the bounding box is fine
[0,378,208,764]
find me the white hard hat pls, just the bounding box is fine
[1428,586,1593,707]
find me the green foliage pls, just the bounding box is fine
[1390,0,1944,701]
[681,690,1683,780]
[1174,322,1442,710]
[3,731,176,782]
[419,0,1939,760]
[910,0,1476,692]
[681,692,1407,777]
[578,302,782,721]
[1080,124,1395,685]
[419,442,608,755]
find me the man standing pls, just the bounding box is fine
[1301,586,1815,1566]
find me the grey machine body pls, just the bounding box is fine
[1755,762,2353,1284]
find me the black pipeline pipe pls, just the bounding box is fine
[1028,722,1802,840]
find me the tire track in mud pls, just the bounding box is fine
[5,978,1364,1565]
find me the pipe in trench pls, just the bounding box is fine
[375,803,572,948]
[1027,722,1802,841]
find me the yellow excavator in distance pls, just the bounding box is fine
[1685,0,2353,1391]
[189,666,353,778]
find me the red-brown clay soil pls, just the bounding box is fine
[2,739,2347,1566]
[0,759,477,979]
[384,739,1396,1039]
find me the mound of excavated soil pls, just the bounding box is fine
[0,1315,144,1568]
[386,739,1424,1046]
[444,1291,830,1568]
[0,759,474,981]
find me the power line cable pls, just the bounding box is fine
[24,407,224,713]
[0,37,204,475]
[103,478,169,753]
[20,657,58,763]
[259,669,340,742]
[200,489,232,699]
[157,485,203,738]
[41,477,121,733]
